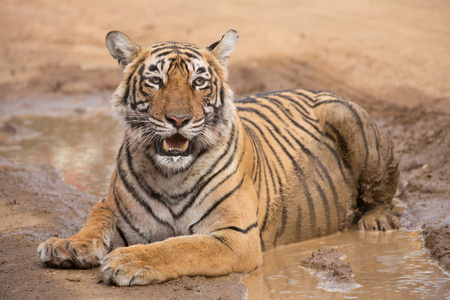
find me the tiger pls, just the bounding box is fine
[37,30,399,286]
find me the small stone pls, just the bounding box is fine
[65,276,81,282]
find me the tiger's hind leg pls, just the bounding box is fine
[316,93,399,231]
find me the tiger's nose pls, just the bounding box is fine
[166,115,191,129]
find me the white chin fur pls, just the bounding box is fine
[154,154,193,173]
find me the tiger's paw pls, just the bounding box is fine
[37,237,107,268]
[357,206,400,231]
[100,246,169,286]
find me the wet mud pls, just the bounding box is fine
[423,225,450,273]
[300,248,359,292]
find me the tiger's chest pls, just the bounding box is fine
[113,148,220,245]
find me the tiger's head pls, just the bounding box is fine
[106,30,238,173]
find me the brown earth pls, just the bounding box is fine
[0,0,449,299]
[301,248,359,292]
[423,225,450,273]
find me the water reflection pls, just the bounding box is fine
[0,112,122,196]
[244,230,450,299]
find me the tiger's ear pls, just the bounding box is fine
[105,31,141,72]
[207,30,239,67]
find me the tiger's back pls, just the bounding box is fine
[236,89,398,250]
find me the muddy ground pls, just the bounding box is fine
[0,0,449,299]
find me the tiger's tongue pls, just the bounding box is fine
[163,134,189,152]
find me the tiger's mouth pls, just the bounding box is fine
[155,133,193,156]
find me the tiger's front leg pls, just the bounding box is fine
[101,181,262,286]
[100,228,262,286]
[37,202,116,268]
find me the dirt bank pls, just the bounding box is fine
[423,225,450,273]
[301,248,360,292]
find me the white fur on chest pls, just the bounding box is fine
[120,149,221,244]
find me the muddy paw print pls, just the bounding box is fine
[37,237,107,268]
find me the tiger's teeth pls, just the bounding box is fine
[163,140,169,152]
[162,140,189,152]
[180,141,189,152]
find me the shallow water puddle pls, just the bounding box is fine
[1,113,449,299]
[244,230,449,299]
[0,112,122,196]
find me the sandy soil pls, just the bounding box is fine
[0,0,449,299]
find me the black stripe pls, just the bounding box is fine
[253,100,323,157]
[314,181,331,235]
[195,144,245,207]
[124,144,174,213]
[185,124,239,206]
[315,100,369,170]
[290,90,317,104]
[239,95,324,240]
[121,64,140,105]
[179,50,202,59]
[116,225,129,247]
[242,122,281,234]
[129,77,138,110]
[112,175,151,242]
[325,121,351,170]
[240,117,289,174]
[302,180,316,235]
[196,66,206,74]
[321,129,353,187]
[138,64,149,97]
[213,222,258,234]
[239,107,296,148]
[189,178,244,233]
[295,205,302,241]
[116,145,175,231]
[241,96,346,224]
[265,94,313,120]
[219,85,225,107]
[238,93,351,192]
[273,183,288,247]
[372,126,381,168]
[285,129,343,220]
[260,232,266,252]
[148,64,158,72]
[179,59,190,74]
[152,45,202,57]
[244,126,264,213]
[211,235,233,252]
[154,50,176,58]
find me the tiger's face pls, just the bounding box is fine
[106,31,238,173]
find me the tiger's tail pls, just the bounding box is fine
[317,93,399,213]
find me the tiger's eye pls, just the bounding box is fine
[149,77,162,85]
[194,78,205,86]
